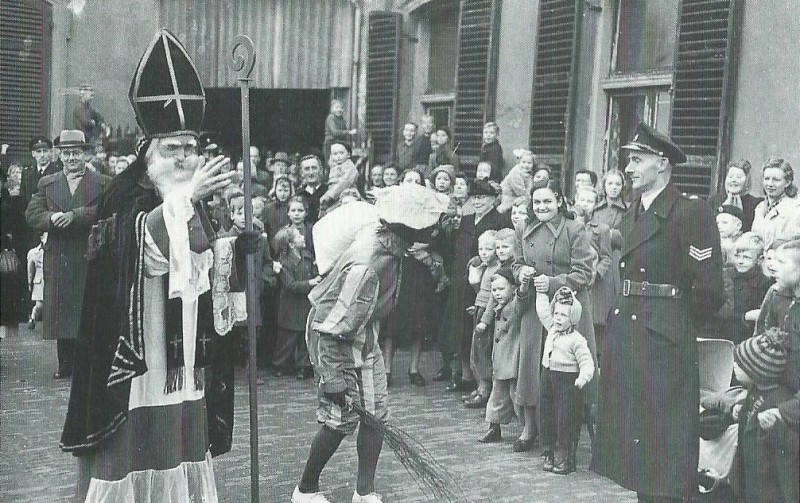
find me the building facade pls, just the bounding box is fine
[2,0,798,197]
[365,0,800,195]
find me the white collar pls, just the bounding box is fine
[640,185,666,211]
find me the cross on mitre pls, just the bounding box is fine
[129,29,206,138]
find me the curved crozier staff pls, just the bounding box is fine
[229,34,261,503]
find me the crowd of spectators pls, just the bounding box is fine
[0,101,798,501]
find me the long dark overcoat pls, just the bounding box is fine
[25,169,109,340]
[513,214,595,407]
[592,184,724,499]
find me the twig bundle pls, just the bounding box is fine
[348,400,469,503]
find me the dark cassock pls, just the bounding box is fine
[60,29,249,503]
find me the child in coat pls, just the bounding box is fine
[716,204,745,265]
[536,286,595,474]
[477,267,530,448]
[479,122,504,182]
[285,195,315,257]
[465,230,501,408]
[264,175,293,255]
[320,141,358,216]
[731,328,798,502]
[498,150,535,213]
[715,232,772,345]
[273,227,322,379]
[26,232,46,329]
[220,192,279,369]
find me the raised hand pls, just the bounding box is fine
[189,155,236,203]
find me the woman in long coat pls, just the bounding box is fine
[513,180,595,445]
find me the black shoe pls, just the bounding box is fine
[432,367,452,382]
[478,424,501,443]
[512,437,536,452]
[464,394,488,409]
[408,371,426,387]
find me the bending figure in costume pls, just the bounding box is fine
[292,185,450,503]
[60,30,253,502]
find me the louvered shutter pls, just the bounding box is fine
[365,11,401,165]
[0,0,50,161]
[670,0,738,195]
[529,0,579,186]
[452,0,501,177]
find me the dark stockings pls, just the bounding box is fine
[297,422,384,495]
[356,422,383,495]
[298,426,345,493]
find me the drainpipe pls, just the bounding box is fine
[562,0,584,196]
[350,2,363,147]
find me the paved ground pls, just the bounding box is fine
[0,325,636,503]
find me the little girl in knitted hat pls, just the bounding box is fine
[535,286,594,474]
[731,327,798,502]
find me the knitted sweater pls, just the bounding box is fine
[536,293,595,387]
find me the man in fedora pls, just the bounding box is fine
[25,130,110,379]
[592,123,724,501]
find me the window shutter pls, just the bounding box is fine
[1,0,50,160]
[365,11,401,165]
[528,0,579,185]
[670,0,738,195]
[452,0,501,177]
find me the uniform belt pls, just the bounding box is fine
[621,280,682,299]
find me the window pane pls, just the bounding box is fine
[615,0,680,73]
[428,2,458,93]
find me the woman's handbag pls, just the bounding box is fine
[0,248,21,275]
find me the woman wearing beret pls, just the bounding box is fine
[708,158,763,232]
[512,179,596,452]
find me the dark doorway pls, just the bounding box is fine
[204,88,330,160]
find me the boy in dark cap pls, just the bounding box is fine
[716,203,745,265]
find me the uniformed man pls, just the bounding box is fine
[20,137,59,209]
[592,123,724,502]
[19,137,61,252]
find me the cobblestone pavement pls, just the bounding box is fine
[1,326,636,502]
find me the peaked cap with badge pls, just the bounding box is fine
[622,122,687,165]
[593,122,724,498]
[129,29,205,138]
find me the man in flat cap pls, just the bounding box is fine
[292,184,449,503]
[592,123,724,501]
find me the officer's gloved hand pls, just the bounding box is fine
[236,230,261,255]
[324,390,347,408]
